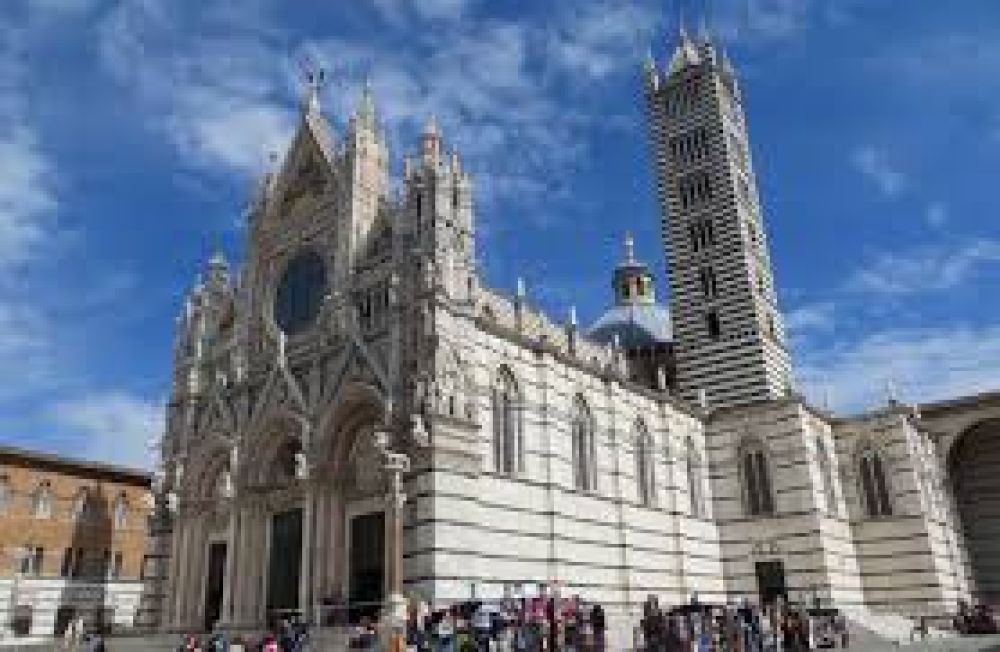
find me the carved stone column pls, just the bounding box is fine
[299,482,315,622]
[220,505,239,625]
[382,448,410,629]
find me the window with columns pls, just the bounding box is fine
[859,446,893,518]
[33,481,52,519]
[571,395,597,492]
[816,437,838,517]
[492,366,521,475]
[740,438,775,517]
[686,437,704,517]
[635,421,655,506]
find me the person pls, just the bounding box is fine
[261,632,279,652]
[472,602,492,651]
[63,614,80,650]
[590,601,606,652]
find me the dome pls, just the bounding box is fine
[588,303,673,348]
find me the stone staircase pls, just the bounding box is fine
[843,608,951,647]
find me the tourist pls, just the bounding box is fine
[261,632,279,652]
[590,600,606,651]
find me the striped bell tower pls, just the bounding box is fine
[643,28,792,408]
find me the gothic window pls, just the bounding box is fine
[493,366,521,475]
[686,437,704,517]
[706,310,721,340]
[859,446,893,517]
[33,481,52,519]
[113,492,128,529]
[274,250,327,335]
[816,438,838,516]
[741,439,775,517]
[72,488,94,522]
[635,422,655,506]
[699,267,718,298]
[571,395,597,492]
[0,475,8,515]
[60,547,74,578]
[19,545,43,576]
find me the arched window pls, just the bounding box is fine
[635,422,655,506]
[33,481,52,519]
[113,492,128,529]
[0,475,9,515]
[72,488,93,522]
[859,446,893,517]
[571,396,597,492]
[493,367,521,475]
[816,438,838,516]
[685,437,704,517]
[741,439,775,517]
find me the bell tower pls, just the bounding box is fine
[643,29,792,407]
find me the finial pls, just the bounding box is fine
[301,65,325,114]
[623,231,636,263]
[423,114,440,138]
[516,276,526,300]
[569,305,578,328]
[886,378,898,405]
[358,77,376,127]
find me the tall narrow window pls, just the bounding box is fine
[72,488,93,522]
[859,447,893,517]
[635,422,655,506]
[0,475,9,515]
[571,396,597,492]
[816,438,838,516]
[741,439,775,516]
[493,367,521,475]
[686,438,704,518]
[112,551,123,579]
[33,481,52,519]
[60,547,74,578]
[113,492,128,529]
[706,310,721,340]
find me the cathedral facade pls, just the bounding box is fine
[158,30,1000,640]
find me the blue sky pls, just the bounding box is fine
[2,0,999,468]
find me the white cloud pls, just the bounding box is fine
[50,392,164,469]
[98,0,295,175]
[546,2,661,80]
[797,324,1000,412]
[0,127,57,268]
[372,0,474,23]
[851,145,906,198]
[925,201,948,228]
[847,239,1000,296]
[785,301,836,333]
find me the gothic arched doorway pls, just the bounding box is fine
[949,418,1000,603]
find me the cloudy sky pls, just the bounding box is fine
[2,0,999,467]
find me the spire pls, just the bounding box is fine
[205,249,229,290]
[422,114,441,163]
[357,77,376,130]
[612,231,655,306]
[668,24,702,75]
[302,68,324,115]
[623,230,636,264]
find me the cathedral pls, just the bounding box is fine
[158,28,1000,642]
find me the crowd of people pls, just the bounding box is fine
[635,595,848,651]
[382,593,608,651]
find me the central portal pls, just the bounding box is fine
[203,542,227,631]
[267,508,303,621]
[349,511,385,620]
